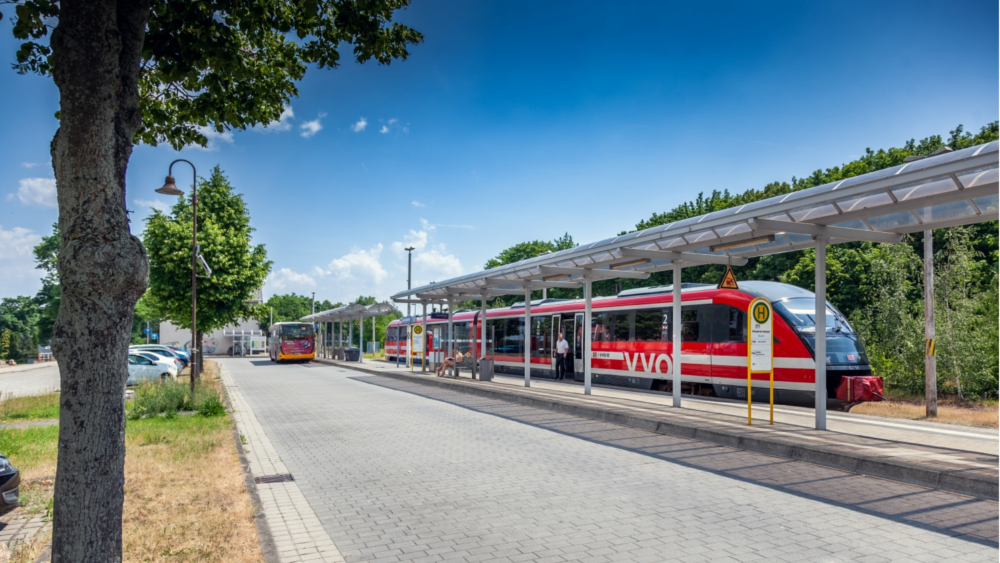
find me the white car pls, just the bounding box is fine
[127,354,176,384]
[134,351,183,375]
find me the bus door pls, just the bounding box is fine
[571,314,582,376]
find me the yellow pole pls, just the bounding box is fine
[769,368,774,425]
[747,309,752,426]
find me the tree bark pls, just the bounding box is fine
[49,1,151,561]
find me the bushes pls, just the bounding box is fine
[127,381,227,420]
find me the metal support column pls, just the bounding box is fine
[524,289,531,388]
[672,265,682,408]
[349,316,353,354]
[447,298,455,377]
[584,279,592,395]
[924,230,937,417]
[339,321,343,359]
[815,237,828,430]
[422,301,428,372]
[359,316,364,363]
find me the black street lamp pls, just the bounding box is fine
[156,159,200,391]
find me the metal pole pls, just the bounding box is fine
[146,321,149,344]
[349,314,353,354]
[359,316,364,363]
[422,301,427,372]
[373,312,377,357]
[672,265,682,408]
[311,292,315,315]
[584,279,592,395]
[447,299,454,377]
[188,164,199,388]
[339,321,343,359]
[815,238,828,430]
[478,298,486,379]
[924,230,937,417]
[524,289,531,388]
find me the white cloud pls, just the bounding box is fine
[411,201,426,208]
[8,178,57,208]
[380,125,389,134]
[0,225,44,297]
[133,198,170,212]
[255,106,295,132]
[388,118,398,125]
[391,229,429,257]
[300,113,327,138]
[415,245,464,280]
[379,118,401,134]
[316,244,388,284]
[266,268,316,292]
[0,225,41,260]
[189,125,234,151]
[21,162,41,168]
[350,117,368,133]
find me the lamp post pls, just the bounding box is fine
[404,246,415,367]
[156,159,199,392]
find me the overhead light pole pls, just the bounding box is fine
[404,246,415,367]
[155,159,199,392]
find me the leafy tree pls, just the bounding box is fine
[0,330,11,361]
[481,233,578,308]
[5,1,422,557]
[130,292,160,345]
[32,223,60,343]
[260,293,335,327]
[144,166,272,353]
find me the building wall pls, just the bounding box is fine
[159,318,262,355]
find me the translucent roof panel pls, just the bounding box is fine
[393,142,998,301]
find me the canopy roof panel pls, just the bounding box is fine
[302,302,397,322]
[394,142,998,302]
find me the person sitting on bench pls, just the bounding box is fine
[436,350,464,377]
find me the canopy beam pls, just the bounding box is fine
[621,247,749,266]
[749,217,903,244]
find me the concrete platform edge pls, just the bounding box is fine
[321,358,998,500]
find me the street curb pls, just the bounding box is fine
[321,359,998,500]
[218,363,281,563]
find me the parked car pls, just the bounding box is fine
[130,345,188,367]
[134,351,183,375]
[163,345,191,362]
[127,354,176,384]
[0,455,20,512]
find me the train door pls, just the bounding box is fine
[560,315,577,379]
[710,304,747,396]
[572,313,583,376]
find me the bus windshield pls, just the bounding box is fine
[280,324,313,341]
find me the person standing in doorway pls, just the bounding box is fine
[555,333,570,380]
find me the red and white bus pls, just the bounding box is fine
[268,322,316,362]
[385,281,879,405]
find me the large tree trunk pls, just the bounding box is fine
[49,1,151,561]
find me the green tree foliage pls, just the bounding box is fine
[260,293,341,328]
[480,233,578,308]
[7,0,423,150]
[0,330,11,361]
[32,223,60,343]
[144,167,271,337]
[0,297,40,362]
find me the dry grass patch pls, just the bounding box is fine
[850,397,998,428]
[122,361,263,563]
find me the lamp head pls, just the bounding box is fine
[155,175,184,196]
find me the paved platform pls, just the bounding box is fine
[220,357,998,563]
[0,362,60,399]
[317,357,998,500]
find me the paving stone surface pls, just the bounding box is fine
[221,358,999,563]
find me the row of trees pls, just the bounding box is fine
[481,123,999,400]
[260,293,403,349]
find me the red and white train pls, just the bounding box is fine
[385,281,881,405]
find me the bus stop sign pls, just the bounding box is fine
[749,298,773,371]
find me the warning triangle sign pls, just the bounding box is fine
[718,266,739,290]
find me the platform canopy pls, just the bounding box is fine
[393,142,998,303]
[302,302,396,323]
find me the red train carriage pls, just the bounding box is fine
[385,281,880,405]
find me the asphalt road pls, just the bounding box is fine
[0,363,60,398]
[221,358,998,563]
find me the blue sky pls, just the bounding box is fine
[1,0,997,304]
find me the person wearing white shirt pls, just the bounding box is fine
[555,333,570,380]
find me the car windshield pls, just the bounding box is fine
[281,324,313,340]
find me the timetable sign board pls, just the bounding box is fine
[748,297,773,372]
[411,325,425,353]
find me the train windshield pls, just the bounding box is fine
[773,298,868,365]
[280,324,314,341]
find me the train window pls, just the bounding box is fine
[634,310,665,342]
[711,305,746,343]
[531,316,551,358]
[607,312,632,342]
[592,313,608,342]
[681,309,699,342]
[502,318,523,355]
[386,327,396,342]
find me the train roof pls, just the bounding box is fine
[388,281,819,324]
